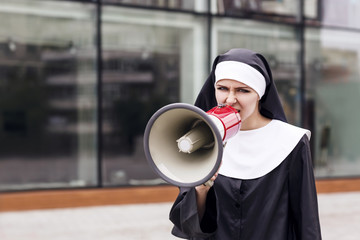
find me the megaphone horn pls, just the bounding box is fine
[143,103,241,187]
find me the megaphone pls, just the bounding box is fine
[143,103,241,187]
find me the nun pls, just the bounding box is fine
[169,49,322,239]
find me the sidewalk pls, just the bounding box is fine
[1,192,359,240]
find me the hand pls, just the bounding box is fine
[197,162,221,189]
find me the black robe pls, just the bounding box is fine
[169,49,321,239]
[169,135,322,239]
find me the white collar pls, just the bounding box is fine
[218,120,310,180]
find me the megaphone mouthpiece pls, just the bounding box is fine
[176,122,214,154]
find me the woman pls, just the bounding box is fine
[169,49,322,239]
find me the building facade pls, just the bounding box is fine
[1,0,360,192]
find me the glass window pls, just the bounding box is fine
[322,0,360,29]
[215,0,298,16]
[0,0,98,190]
[214,0,319,21]
[213,18,302,125]
[305,27,360,177]
[305,0,319,19]
[102,0,206,12]
[101,6,208,186]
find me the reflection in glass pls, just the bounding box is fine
[304,0,319,19]
[101,7,207,186]
[216,0,298,16]
[216,0,319,21]
[103,0,197,11]
[322,0,360,29]
[0,0,97,190]
[306,28,360,177]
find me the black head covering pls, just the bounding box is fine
[194,48,287,122]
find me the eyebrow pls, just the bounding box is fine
[216,84,251,90]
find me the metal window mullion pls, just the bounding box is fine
[96,0,103,188]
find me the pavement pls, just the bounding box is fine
[0,191,359,240]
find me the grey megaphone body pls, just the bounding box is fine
[143,103,241,187]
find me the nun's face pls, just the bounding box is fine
[215,79,260,124]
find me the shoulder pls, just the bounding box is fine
[265,120,311,164]
[270,120,311,141]
[289,135,311,161]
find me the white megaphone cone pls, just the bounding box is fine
[143,103,241,187]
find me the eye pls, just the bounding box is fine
[237,88,250,93]
[216,86,228,91]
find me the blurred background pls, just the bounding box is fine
[0,0,360,239]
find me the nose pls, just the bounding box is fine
[225,92,237,106]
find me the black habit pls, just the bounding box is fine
[168,49,322,239]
